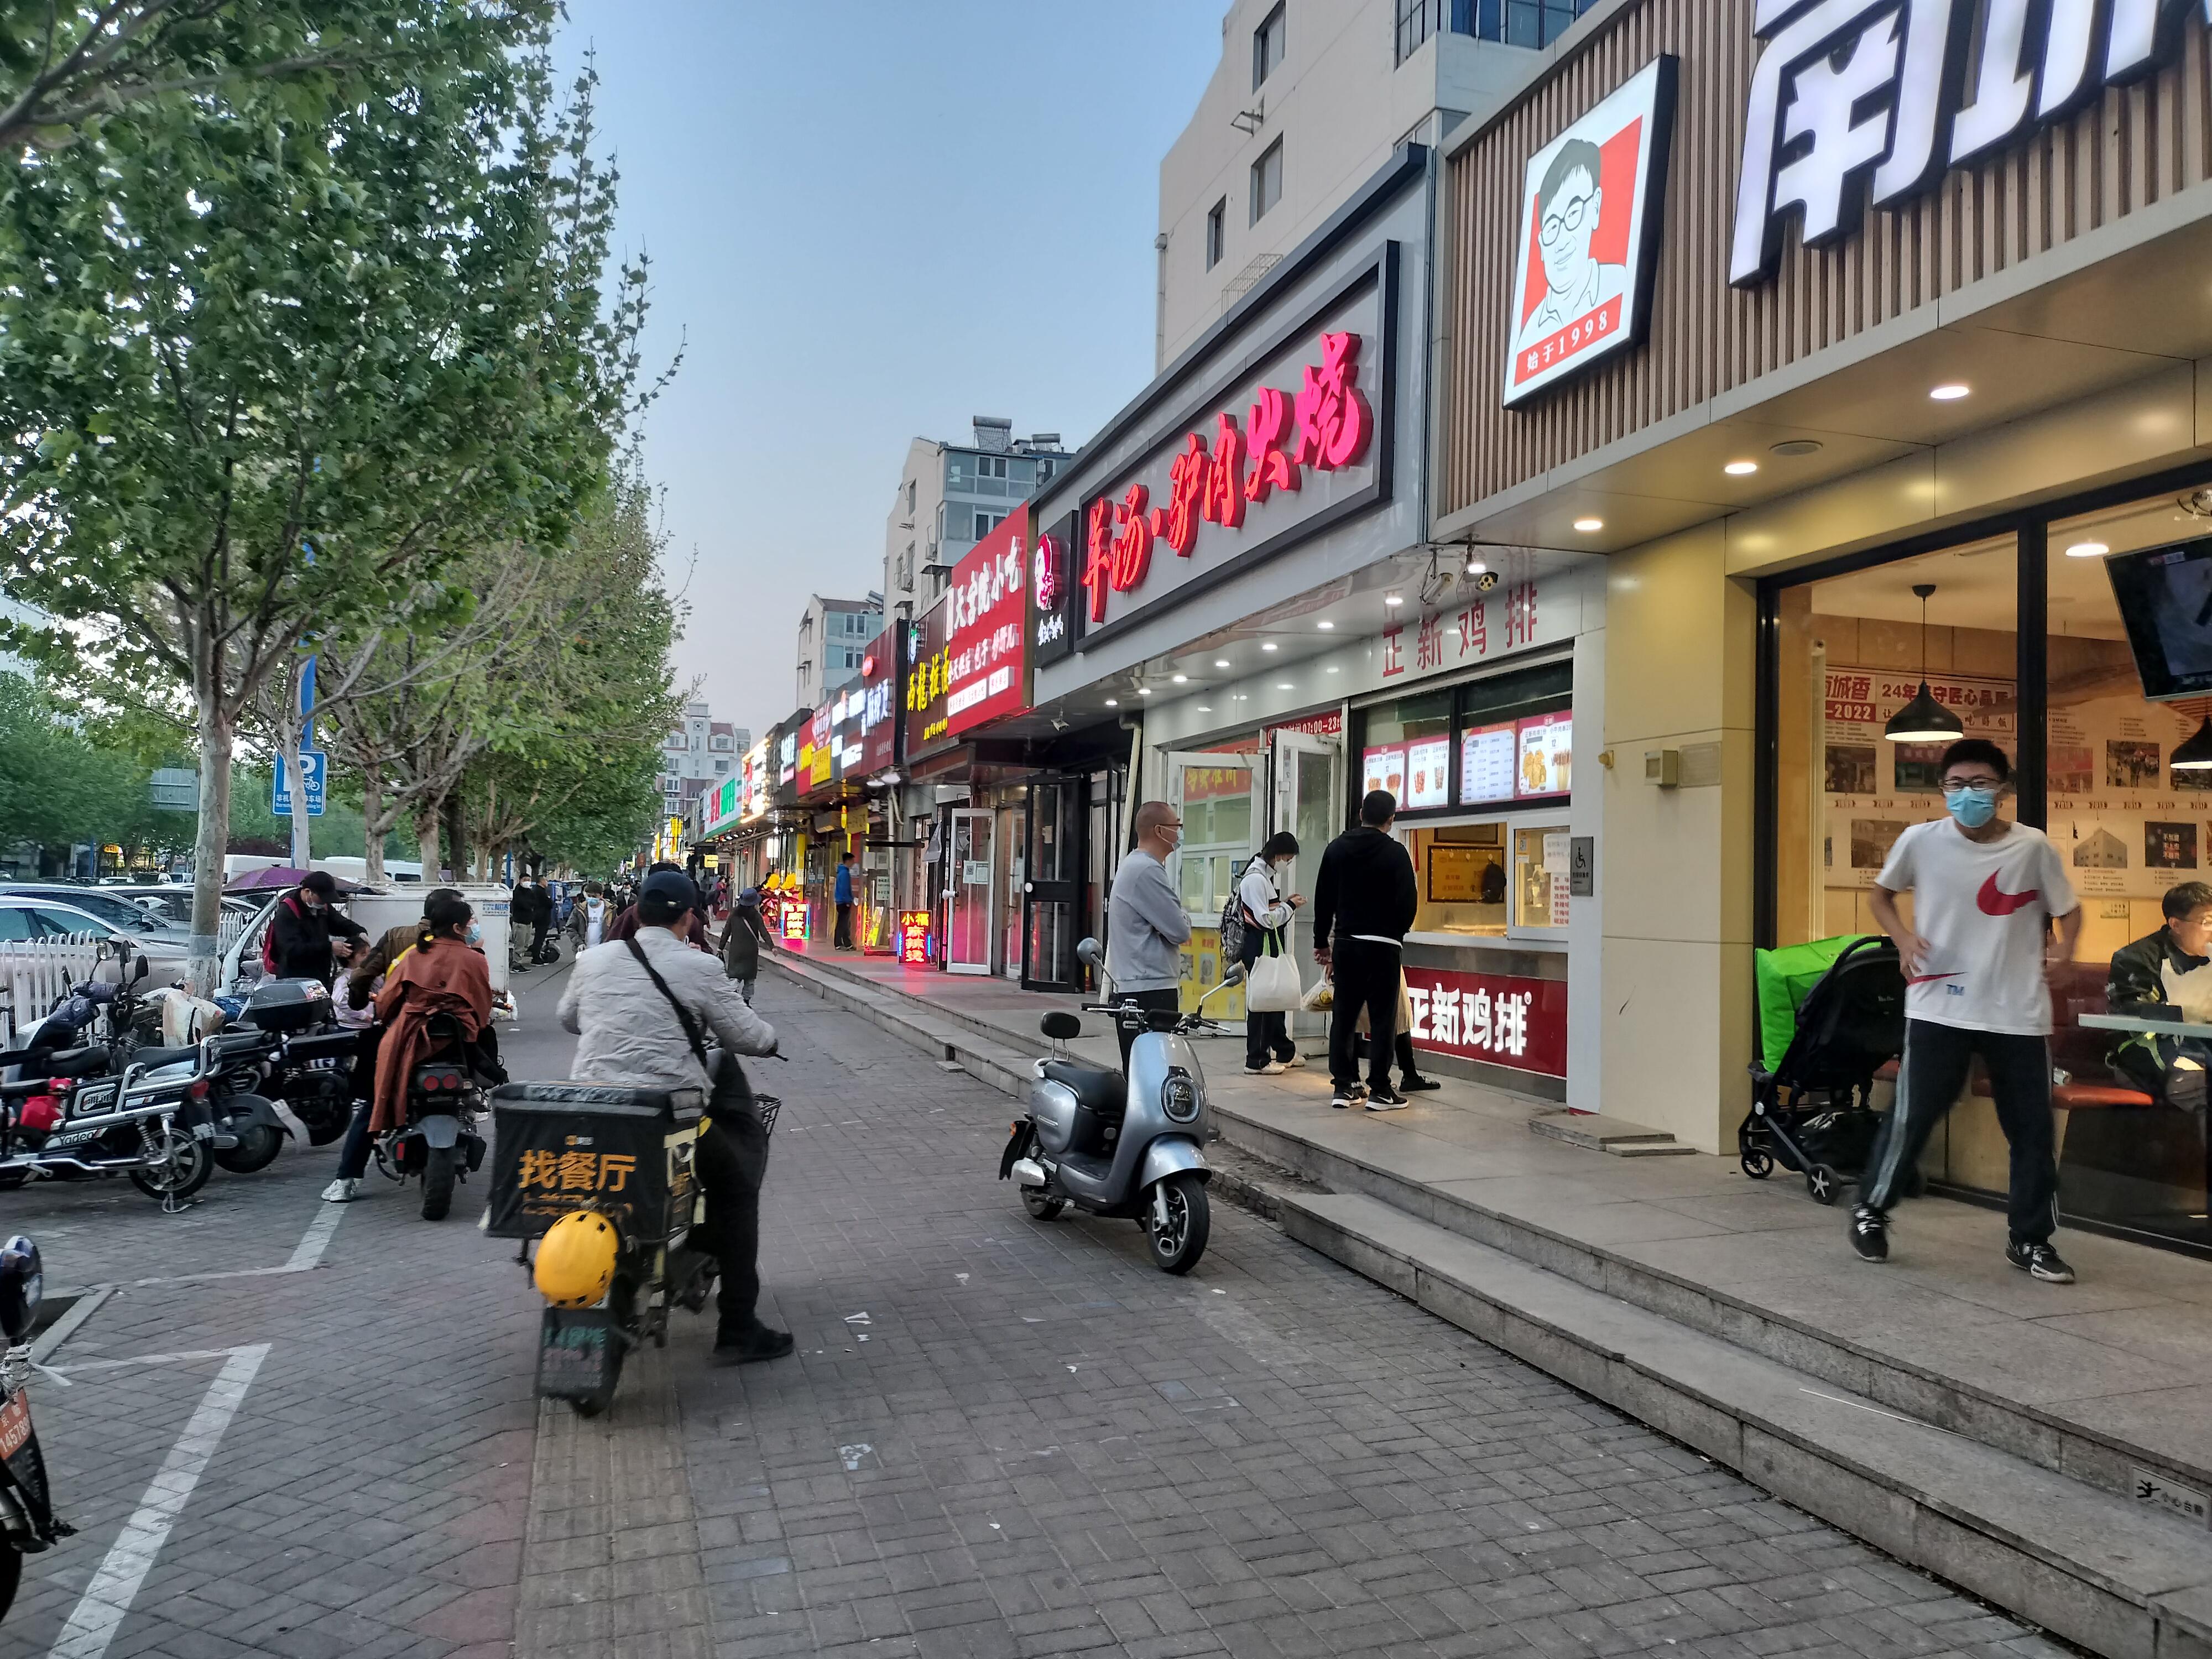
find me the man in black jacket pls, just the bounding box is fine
[1312,790,1420,1110]
[268,871,368,985]
[2107,879,2212,1109]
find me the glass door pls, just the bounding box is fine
[946,807,993,975]
[1273,730,1342,1030]
[1023,778,1085,991]
[997,804,1026,978]
[1166,752,1260,1012]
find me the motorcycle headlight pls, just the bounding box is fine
[1160,1071,1199,1123]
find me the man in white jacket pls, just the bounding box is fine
[560,869,792,1364]
[1239,832,1307,1074]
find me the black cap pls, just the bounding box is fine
[638,869,700,924]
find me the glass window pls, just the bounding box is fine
[1511,825,1573,932]
[1253,2,1286,89]
[1250,139,1283,225]
[1357,662,1573,817]
[1406,822,1507,937]
[1206,199,1226,270]
[0,907,33,941]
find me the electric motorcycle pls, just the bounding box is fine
[0,1235,71,1626]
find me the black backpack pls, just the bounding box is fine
[1219,858,1259,961]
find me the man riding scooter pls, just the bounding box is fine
[556,870,792,1365]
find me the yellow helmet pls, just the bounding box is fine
[534,1210,619,1308]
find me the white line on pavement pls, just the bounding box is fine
[282,1202,346,1271]
[45,1343,269,1659]
[45,1348,249,1376]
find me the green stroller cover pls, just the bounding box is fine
[1754,933,1878,1073]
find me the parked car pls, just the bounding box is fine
[0,899,191,977]
[106,886,257,931]
[0,885,190,945]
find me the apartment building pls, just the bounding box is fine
[880,419,1072,624]
[795,593,885,711]
[657,700,752,817]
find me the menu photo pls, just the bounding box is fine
[1405,736,1451,810]
[1517,710,1572,798]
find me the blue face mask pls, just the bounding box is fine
[465,921,483,946]
[1944,785,1999,829]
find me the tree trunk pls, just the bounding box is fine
[187,704,236,997]
[362,763,385,883]
[281,715,312,871]
[444,795,467,883]
[416,800,443,885]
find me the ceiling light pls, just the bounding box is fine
[1171,674,1188,683]
[1384,594,1404,606]
[1885,583,1965,743]
[1929,383,1970,401]
[1771,439,1823,457]
[1317,620,1335,630]
[1103,698,1118,707]
[2174,718,2212,770]
[1573,517,1604,533]
[1724,461,1759,476]
[1276,682,1293,690]
[1137,687,1152,695]
[1465,559,1486,575]
[1196,705,1212,712]
[2064,541,2109,559]
[1261,641,1279,651]
[1214,658,1232,668]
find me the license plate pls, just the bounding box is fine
[0,1391,30,1461]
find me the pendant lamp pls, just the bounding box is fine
[1884,583,1966,743]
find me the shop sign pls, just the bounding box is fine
[1081,274,1389,634]
[897,910,931,965]
[1503,56,1676,406]
[799,704,837,796]
[856,623,899,774]
[904,598,956,760]
[740,739,770,821]
[778,729,797,787]
[1731,0,2208,286]
[1383,576,1563,685]
[701,773,741,837]
[946,505,1030,735]
[1031,510,1081,669]
[1404,965,1567,1078]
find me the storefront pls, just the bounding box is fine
[1429,0,2212,1244]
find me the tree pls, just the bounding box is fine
[0,28,639,988]
[0,672,152,868]
[0,0,550,156]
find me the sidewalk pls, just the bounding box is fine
[771,944,2212,1659]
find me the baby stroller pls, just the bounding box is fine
[1741,934,1905,1204]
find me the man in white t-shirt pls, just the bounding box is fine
[1856,738,2083,1282]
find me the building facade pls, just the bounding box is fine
[880,421,1071,624]
[794,593,884,712]
[658,699,750,820]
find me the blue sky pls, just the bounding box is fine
[551,3,1222,741]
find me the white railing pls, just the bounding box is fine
[0,935,106,1047]
[218,912,248,955]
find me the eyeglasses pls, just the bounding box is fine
[1541,191,1595,242]
[1942,776,2004,792]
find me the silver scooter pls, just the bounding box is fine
[997,938,1234,1274]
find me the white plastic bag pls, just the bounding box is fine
[1245,931,1304,1013]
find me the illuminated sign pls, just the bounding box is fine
[946,505,1030,735]
[856,623,899,775]
[897,910,931,965]
[904,599,954,760]
[1030,511,1081,669]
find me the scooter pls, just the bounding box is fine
[374,1014,492,1221]
[0,1043,218,1204]
[998,938,1229,1275]
[0,1235,71,1626]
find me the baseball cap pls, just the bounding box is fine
[638,869,701,924]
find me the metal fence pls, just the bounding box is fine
[0,934,106,1047]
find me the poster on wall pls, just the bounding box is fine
[1404,737,1451,810]
[1362,744,1406,800]
[1401,964,1567,1077]
[1516,711,1572,798]
[2045,692,2212,900]
[1460,722,1518,805]
[1822,665,2015,891]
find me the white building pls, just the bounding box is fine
[1155,0,1584,368]
[880,420,1071,624]
[0,589,51,679]
[658,700,751,819]
[795,593,884,712]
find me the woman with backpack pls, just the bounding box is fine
[1237,832,1306,1075]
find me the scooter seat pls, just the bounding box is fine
[33,1045,110,1079]
[131,1046,201,1071]
[1041,1060,1126,1120]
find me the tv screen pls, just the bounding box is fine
[2105,535,2212,701]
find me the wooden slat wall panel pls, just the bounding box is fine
[1440,0,2212,517]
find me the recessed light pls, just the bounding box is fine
[1260,641,1279,651]
[1929,383,1970,400]
[1384,594,1404,606]
[1214,658,1232,669]
[1724,461,1759,476]
[1276,682,1293,690]
[1573,517,1604,533]
[1171,674,1188,683]
[1104,698,1118,707]
[1771,439,1823,457]
[1137,687,1152,695]
[2064,540,2109,558]
[1326,665,1340,674]
[1196,705,1212,712]
[1317,620,1335,630]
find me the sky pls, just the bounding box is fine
[549,2,1223,744]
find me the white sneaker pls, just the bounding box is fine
[1281,1055,1308,1070]
[321,1178,359,1203]
[1243,1061,1287,1076]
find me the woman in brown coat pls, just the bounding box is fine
[371,895,493,1135]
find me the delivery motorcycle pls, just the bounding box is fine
[0,1235,70,1626]
[998,938,1226,1275]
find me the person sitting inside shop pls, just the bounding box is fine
[2107,880,2212,1112]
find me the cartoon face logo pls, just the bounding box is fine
[1034,535,1060,611]
[1536,139,1604,308]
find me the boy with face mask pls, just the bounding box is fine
[1857,738,2083,1281]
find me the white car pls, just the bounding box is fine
[0,897,192,977]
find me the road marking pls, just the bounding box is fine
[46,1349,248,1376]
[283,1203,346,1271]
[46,1343,269,1659]
[30,1287,114,1365]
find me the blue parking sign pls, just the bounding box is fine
[273,750,327,817]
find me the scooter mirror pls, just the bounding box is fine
[133,954,150,984]
[1221,960,1247,985]
[0,1235,43,1344]
[1076,938,1103,969]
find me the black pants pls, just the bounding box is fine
[1328,938,1400,1091]
[1116,988,1182,1072]
[1245,1009,1293,1070]
[834,902,854,949]
[337,1024,501,1181]
[531,920,550,958]
[695,1056,772,1337]
[1862,1019,2059,1244]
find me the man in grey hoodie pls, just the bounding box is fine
[1105,800,1193,1070]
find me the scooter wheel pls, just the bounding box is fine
[1146,1172,1210,1275]
[0,1537,19,1624]
[131,1124,212,1201]
[214,1124,285,1174]
[1020,1187,1064,1220]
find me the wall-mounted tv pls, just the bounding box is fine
[2105,535,2212,701]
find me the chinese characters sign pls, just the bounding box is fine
[1403,964,1568,1077]
[897,910,931,966]
[904,599,954,761]
[946,505,1030,735]
[1730,0,2207,285]
[856,623,899,775]
[1504,56,1676,406]
[1381,578,1562,686]
[1031,510,1080,669]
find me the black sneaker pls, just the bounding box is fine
[2006,1240,2076,1284]
[1849,1207,1888,1262]
[1364,1085,1409,1110]
[1331,1083,1361,1109]
[1399,1074,1442,1092]
[713,1324,796,1365]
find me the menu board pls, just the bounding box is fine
[1518,711,1572,798]
[1426,843,1493,902]
[1460,723,1517,805]
[1362,744,1406,801]
[1405,737,1451,810]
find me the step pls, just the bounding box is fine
[1275,1188,2212,1659]
[1529,1109,1697,1155]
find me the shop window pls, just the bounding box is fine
[1355,660,1571,817]
[1404,822,1507,937]
[1511,823,1573,932]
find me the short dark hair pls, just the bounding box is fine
[1540,138,1602,214]
[299,870,336,896]
[1258,831,1300,862]
[1359,790,1397,827]
[2164,881,2212,921]
[839,851,853,862]
[1938,738,2010,782]
[420,886,462,917]
[417,893,472,949]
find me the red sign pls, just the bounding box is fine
[897,910,931,965]
[946,505,1030,735]
[857,624,898,775]
[1084,331,1375,624]
[1404,965,1567,1077]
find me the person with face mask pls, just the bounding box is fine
[1105,801,1194,1072]
[1238,832,1306,1075]
[2106,880,2212,1111]
[1856,738,2083,1281]
[268,869,369,985]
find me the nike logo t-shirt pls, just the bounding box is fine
[1875,818,2079,1035]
